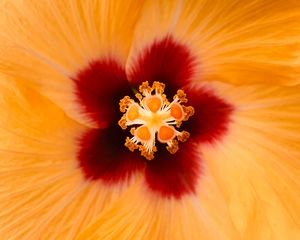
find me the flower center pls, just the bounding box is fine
[118,81,194,160]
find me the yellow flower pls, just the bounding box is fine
[0,0,300,239]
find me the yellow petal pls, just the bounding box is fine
[79,78,300,239]
[78,182,223,240]
[0,0,144,127]
[200,82,300,239]
[128,0,300,85]
[0,80,136,239]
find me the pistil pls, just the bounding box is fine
[118,81,194,160]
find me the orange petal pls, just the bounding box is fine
[128,0,300,86]
[0,80,137,238]
[0,0,145,127]
[78,182,219,240]
[200,81,300,239]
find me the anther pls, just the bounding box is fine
[174,89,188,103]
[177,131,190,142]
[119,96,132,113]
[118,81,194,160]
[166,140,179,154]
[125,137,139,152]
[139,81,152,95]
[118,116,127,130]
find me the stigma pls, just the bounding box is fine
[118,81,194,160]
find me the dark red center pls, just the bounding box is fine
[74,36,234,199]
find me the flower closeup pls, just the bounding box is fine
[0,0,300,239]
[75,37,233,198]
[118,81,195,160]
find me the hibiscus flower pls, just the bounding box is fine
[0,0,299,239]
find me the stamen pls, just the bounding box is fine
[152,81,165,94]
[177,131,190,142]
[118,81,194,160]
[140,145,157,160]
[119,96,133,113]
[139,81,152,95]
[183,106,195,121]
[166,140,179,154]
[125,137,139,152]
[135,93,143,101]
[174,89,187,103]
[118,116,127,130]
